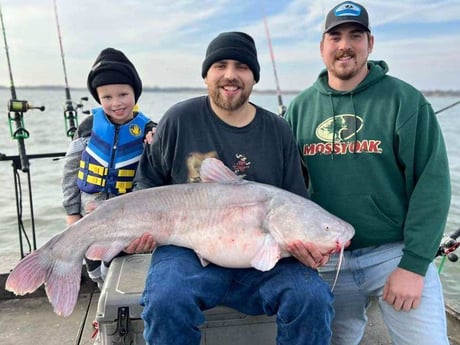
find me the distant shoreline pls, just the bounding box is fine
[0,85,459,97]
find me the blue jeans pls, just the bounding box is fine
[141,245,333,345]
[319,242,448,345]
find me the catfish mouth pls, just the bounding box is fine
[326,239,350,255]
[329,222,354,254]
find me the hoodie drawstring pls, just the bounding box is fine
[329,94,336,159]
[350,94,358,154]
[328,93,359,157]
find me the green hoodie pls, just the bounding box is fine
[285,60,451,276]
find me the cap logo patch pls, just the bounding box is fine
[335,3,362,17]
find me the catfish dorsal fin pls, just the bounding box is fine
[200,158,242,183]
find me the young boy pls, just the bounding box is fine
[62,47,156,287]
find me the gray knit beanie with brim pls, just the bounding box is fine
[87,47,142,104]
[201,32,260,82]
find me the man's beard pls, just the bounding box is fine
[334,66,356,80]
[209,83,250,111]
[332,50,366,81]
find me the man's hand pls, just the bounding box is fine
[124,232,157,254]
[287,240,330,269]
[383,267,424,311]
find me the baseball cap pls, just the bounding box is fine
[324,1,370,33]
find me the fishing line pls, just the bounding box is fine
[53,0,70,94]
[12,167,33,254]
[0,2,45,257]
[0,2,15,98]
[53,0,88,139]
[0,2,45,169]
[1,2,29,172]
[259,0,286,116]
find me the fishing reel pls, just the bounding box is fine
[437,228,460,262]
[63,96,90,138]
[8,99,45,140]
[64,96,89,114]
[278,104,287,116]
[8,99,45,113]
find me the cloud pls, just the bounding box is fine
[0,0,459,91]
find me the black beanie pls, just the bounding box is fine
[201,32,260,83]
[87,48,142,104]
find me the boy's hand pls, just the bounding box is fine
[144,128,156,144]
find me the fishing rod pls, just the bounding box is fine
[434,101,460,273]
[53,0,88,139]
[434,100,460,273]
[259,0,286,116]
[1,1,47,257]
[435,100,460,115]
[1,2,45,172]
[437,227,460,273]
[434,98,459,272]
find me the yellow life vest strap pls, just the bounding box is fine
[80,161,135,177]
[118,169,136,177]
[78,161,135,193]
[80,161,108,176]
[78,171,106,187]
[115,181,133,194]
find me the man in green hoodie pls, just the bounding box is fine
[284,2,451,345]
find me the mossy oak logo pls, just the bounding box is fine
[304,114,382,156]
[316,114,363,142]
[129,124,142,137]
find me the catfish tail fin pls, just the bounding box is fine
[5,247,83,317]
[5,250,47,295]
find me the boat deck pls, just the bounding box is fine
[2,256,460,345]
[1,280,460,345]
[1,274,97,345]
[1,273,386,345]
[0,277,426,345]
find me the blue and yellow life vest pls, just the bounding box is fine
[77,108,149,195]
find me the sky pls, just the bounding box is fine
[0,0,459,92]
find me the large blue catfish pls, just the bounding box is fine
[6,158,355,317]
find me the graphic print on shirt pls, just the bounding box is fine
[186,152,252,182]
[186,151,218,183]
[233,153,251,176]
[304,114,382,156]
